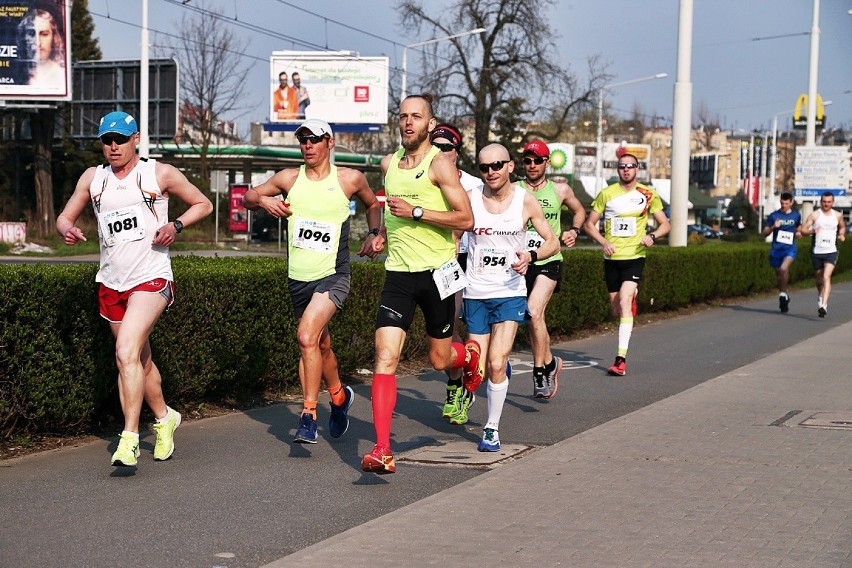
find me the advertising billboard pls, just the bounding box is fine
[574,142,652,184]
[229,184,249,233]
[269,51,389,125]
[0,0,71,101]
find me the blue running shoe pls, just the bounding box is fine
[477,427,501,452]
[328,385,354,438]
[505,361,512,380]
[294,413,318,444]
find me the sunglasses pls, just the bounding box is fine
[617,163,638,170]
[296,133,328,144]
[433,142,457,153]
[478,161,509,173]
[100,134,131,146]
[523,156,547,165]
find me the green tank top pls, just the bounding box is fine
[286,165,351,281]
[384,146,456,271]
[520,179,563,264]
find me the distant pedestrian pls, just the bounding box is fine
[583,148,670,377]
[762,192,801,313]
[55,111,213,468]
[801,192,846,318]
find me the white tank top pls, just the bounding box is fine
[91,158,173,291]
[464,185,527,299]
[812,209,839,255]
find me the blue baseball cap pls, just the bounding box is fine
[97,111,139,137]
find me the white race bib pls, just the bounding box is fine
[293,218,337,253]
[475,247,512,276]
[432,258,468,300]
[817,232,836,248]
[524,230,543,251]
[611,216,637,237]
[775,230,794,245]
[99,204,146,247]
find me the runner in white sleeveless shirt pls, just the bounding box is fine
[462,143,559,452]
[56,111,212,469]
[801,192,846,317]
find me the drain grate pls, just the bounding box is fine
[798,411,852,431]
[399,440,534,466]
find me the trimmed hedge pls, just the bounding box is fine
[2,239,850,438]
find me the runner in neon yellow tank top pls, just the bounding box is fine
[518,140,586,398]
[585,148,670,377]
[361,94,483,475]
[244,118,384,445]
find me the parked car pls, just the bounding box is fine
[250,212,285,242]
[688,223,723,238]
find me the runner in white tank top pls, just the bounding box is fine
[56,111,213,468]
[462,143,559,453]
[801,192,846,317]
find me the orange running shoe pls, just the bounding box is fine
[361,444,396,474]
[607,356,627,376]
[462,339,484,393]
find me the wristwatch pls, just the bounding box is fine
[368,227,381,236]
[173,219,184,233]
[569,226,581,235]
[412,206,424,221]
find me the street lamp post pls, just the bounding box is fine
[595,73,668,195]
[401,27,486,101]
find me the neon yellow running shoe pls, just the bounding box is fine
[448,390,475,425]
[152,407,182,461]
[111,433,140,467]
[442,385,461,419]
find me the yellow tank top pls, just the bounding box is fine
[384,146,456,271]
[286,165,351,281]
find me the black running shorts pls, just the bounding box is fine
[375,270,456,338]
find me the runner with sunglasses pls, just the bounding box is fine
[464,143,559,451]
[518,140,586,398]
[429,124,483,425]
[584,148,670,377]
[243,118,383,445]
[56,111,213,468]
[362,95,481,474]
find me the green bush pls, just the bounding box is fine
[2,238,851,439]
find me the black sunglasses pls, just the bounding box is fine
[297,133,328,144]
[617,163,638,170]
[478,161,509,173]
[100,134,131,146]
[433,142,457,153]
[523,156,547,165]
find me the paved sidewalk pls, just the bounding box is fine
[268,322,852,567]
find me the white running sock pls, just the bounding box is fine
[486,380,509,430]
[121,430,139,440]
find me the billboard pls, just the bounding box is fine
[229,184,249,233]
[0,0,71,100]
[574,142,652,184]
[269,51,389,125]
[794,146,846,198]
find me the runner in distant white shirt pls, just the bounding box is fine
[801,192,846,317]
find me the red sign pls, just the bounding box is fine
[354,86,370,102]
[228,184,249,233]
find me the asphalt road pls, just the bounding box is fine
[1,281,850,568]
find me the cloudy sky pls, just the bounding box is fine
[88,0,852,138]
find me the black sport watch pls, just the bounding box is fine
[368,227,381,236]
[173,219,184,233]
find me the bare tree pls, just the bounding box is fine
[161,5,253,189]
[398,0,610,156]
[694,100,721,151]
